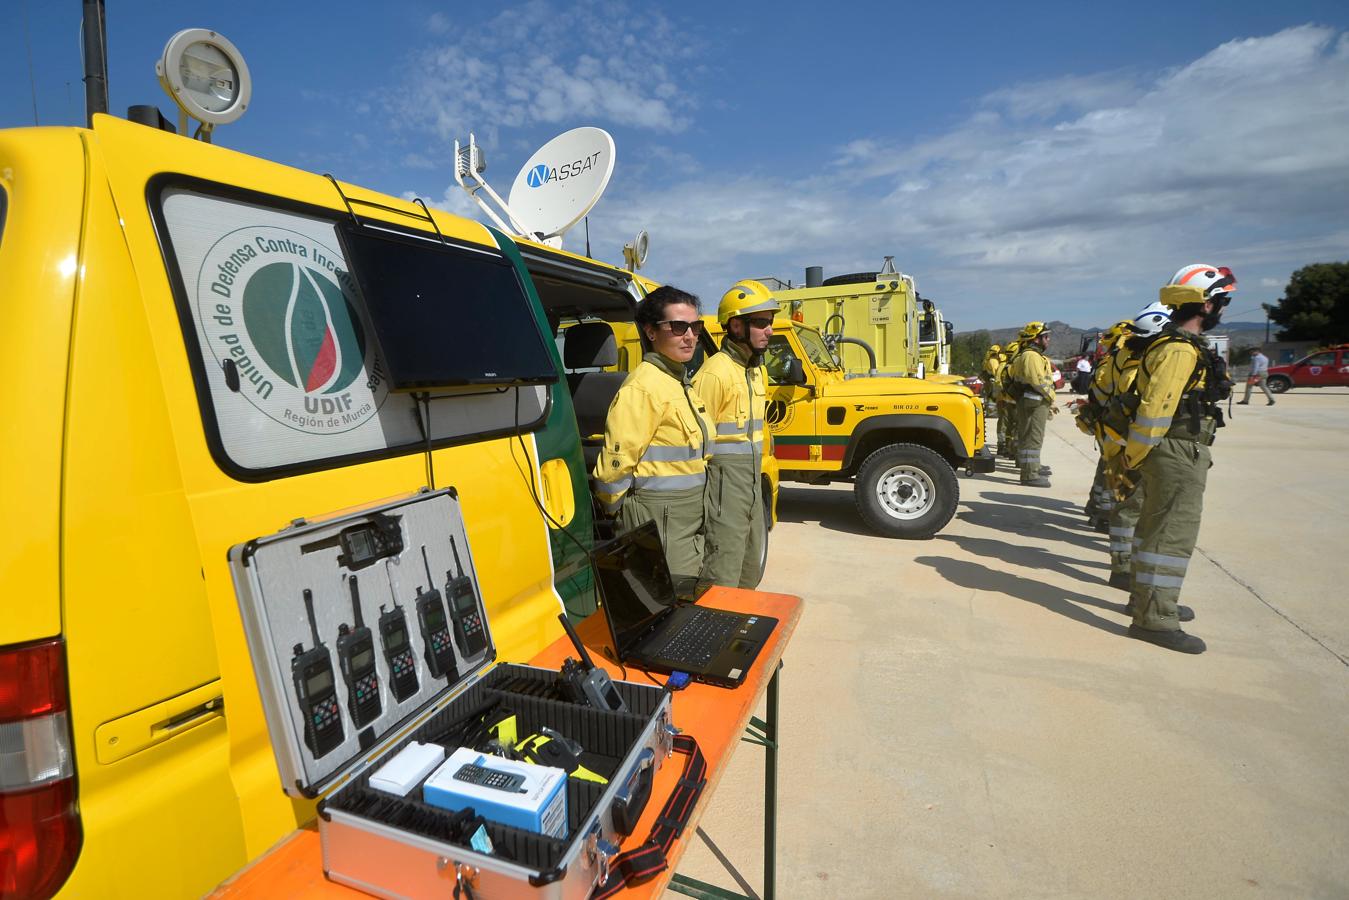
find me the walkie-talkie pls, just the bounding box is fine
[557,613,627,712]
[378,597,419,702]
[292,589,344,758]
[414,546,457,681]
[446,535,487,659]
[337,575,381,729]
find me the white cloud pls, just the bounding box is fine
[409,24,1349,329]
[390,1,697,145]
[596,26,1349,326]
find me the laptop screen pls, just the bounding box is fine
[591,522,678,658]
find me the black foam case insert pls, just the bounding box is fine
[324,663,663,871]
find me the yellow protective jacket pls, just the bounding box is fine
[982,354,1004,383]
[692,340,767,467]
[591,352,713,514]
[1091,344,1140,456]
[1008,346,1055,403]
[1123,334,1205,469]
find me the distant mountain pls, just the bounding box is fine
[966,320,1270,360]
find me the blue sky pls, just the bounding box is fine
[3,0,1348,329]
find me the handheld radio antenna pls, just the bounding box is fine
[451,535,465,578]
[348,575,365,629]
[557,613,596,670]
[420,545,435,588]
[302,588,322,647]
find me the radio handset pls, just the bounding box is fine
[336,575,382,729]
[291,588,344,758]
[414,546,458,681]
[557,613,627,713]
[446,535,487,659]
[379,560,419,702]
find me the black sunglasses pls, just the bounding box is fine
[657,320,705,336]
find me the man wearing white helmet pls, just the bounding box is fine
[1091,302,1170,590]
[1108,265,1235,654]
[693,280,776,588]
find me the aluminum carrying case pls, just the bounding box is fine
[228,489,679,898]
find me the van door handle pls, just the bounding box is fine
[153,695,224,734]
[95,681,226,764]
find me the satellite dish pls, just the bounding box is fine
[157,29,251,136]
[507,127,615,240]
[623,230,650,271]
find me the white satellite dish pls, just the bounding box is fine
[623,230,650,271]
[156,28,251,140]
[507,127,616,240]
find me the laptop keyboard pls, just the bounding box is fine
[652,610,742,667]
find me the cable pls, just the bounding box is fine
[414,392,436,490]
[511,386,592,561]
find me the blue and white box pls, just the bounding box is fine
[423,747,568,838]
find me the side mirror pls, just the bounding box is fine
[785,358,807,386]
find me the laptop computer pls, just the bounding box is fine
[591,521,778,688]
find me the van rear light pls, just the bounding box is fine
[0,639,81,900]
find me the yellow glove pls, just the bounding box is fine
[1104,454,1141,502]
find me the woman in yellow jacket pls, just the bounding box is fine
[592,286,714,578]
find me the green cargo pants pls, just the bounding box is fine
[1088,455,1114,518]
[1129,436,1211,631]
[619,484,706,580]
[999,398,1018,456]
[1016,395,1050,481]
[701,458,765,589]
[1109,478,1144,576]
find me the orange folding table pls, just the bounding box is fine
[211,587,802,899]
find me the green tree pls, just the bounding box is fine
[950,330,992,376]
[1268,262,1349,343]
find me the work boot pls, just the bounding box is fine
[1178,604,1195,622]
[1267,399,1275,406]
[1021,475,1052,488]
[1108,571,1131,591]
[1127,625,1206,654]
[1039,465,1053,476]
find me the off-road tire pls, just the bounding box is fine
[1267,375,1292,394]
[821,271,880,287]
[745,491,772,589]
[854,443,959,539]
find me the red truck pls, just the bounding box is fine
[1265,344,1349,393]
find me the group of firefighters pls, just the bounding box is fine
[590,280,778,590]
[982,263,1237,654]
[585,263,1236,657]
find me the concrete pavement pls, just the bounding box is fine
[667,389,1349,899]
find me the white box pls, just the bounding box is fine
[367,741,445,796]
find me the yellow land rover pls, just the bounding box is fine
[706,317,993,539]
[0,114,602,898]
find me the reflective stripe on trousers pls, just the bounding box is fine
[1129,437,1209,630]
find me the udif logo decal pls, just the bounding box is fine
[525,151,603,188]
[197,226,388,434]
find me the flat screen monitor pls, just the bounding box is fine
[591,521,677,659]
[337,223,558,390]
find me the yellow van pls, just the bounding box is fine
[0,114,599,898]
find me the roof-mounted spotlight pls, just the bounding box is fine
[156,28,251,142]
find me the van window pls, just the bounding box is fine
[155,184,548,478]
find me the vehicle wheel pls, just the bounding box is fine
[1267,375,1292,394]
[854,443,959,539]
[745,492,772,589]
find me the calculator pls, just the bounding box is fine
[453,762,526,793]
